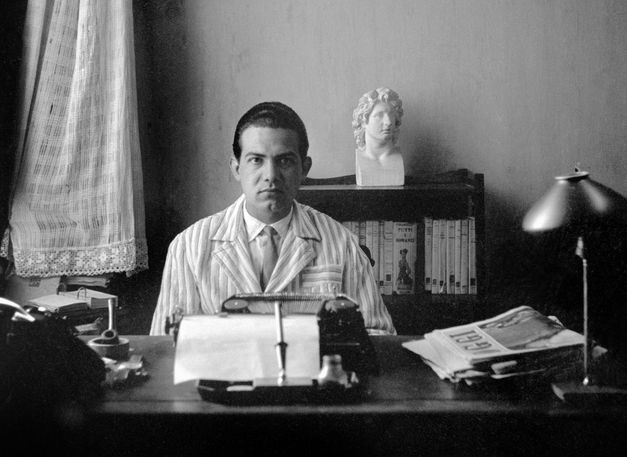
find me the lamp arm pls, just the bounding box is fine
[576,236,592,386]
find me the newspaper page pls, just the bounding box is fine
[402,338,476,377]
[426,306,583,364]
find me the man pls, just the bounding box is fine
[150,101,395,335]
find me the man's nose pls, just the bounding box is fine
[382,113,392,126]
[264,161,279,181]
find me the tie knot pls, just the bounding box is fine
[262,225,277,239]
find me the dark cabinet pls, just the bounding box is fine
[298,169,485,335]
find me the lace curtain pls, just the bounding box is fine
[0,0,148,277]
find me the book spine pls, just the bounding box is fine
[469,216,477,295]
[416,218,425,296]
[378,221,385,294]
[383,220,394,295]
[438,219,447,294]
[454,219,462,294]
[393,221,418,295]
[350,221,360,240]
[424,217,433,292]
[460,218,469,294]
[358,221,366,247]
[365,220,373,247]
[365,220,374,264]
[446,219,456,294]
[431,219,440,294]
[371,220,380,292]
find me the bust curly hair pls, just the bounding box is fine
[352,87,404,150]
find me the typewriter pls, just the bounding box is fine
[167,293,379,404]
[219,292,380,377]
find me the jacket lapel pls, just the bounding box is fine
[266,202,321,292]
[212,195,261,292]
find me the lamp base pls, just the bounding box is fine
[552,381,627,406]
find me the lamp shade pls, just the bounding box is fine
[522,171,627,232]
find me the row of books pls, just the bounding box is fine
[342,217,477,296]
[425,217,477,295]
[342,220,419,295]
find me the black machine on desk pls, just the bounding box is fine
[221,293,379,376]
[165,293,379,404]
[0,297,105,409]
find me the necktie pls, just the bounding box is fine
[260,226,279,290]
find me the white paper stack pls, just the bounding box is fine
[28,293,89,314]
[173,314,320,384]
[59,288,117,310]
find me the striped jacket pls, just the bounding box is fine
[149,194,396,335]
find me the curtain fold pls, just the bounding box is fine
[1,0,148,277]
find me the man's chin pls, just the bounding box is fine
[252,199,291,222]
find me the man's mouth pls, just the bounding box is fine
[260,188,283,195]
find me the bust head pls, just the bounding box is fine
[352,87,403,151]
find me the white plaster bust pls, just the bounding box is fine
[352,87,404,186]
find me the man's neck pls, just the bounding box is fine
[244,203,291,225]
[243,203,293,237]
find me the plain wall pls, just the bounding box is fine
[135,0,627,296]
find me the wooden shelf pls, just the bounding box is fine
[297,169,485,334]
[300,170,482,222]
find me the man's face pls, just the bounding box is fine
[365,102,396,145]
[230,126,311,224]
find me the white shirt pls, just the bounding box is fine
[243,205,292,281]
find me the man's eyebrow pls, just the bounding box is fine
[242,151,267,159]
[242,151,299,159]
[275,151,299,158]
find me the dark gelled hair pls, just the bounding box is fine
[232,101,309,161]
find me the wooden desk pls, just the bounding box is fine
[7,335,627,457]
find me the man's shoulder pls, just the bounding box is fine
[296,200,338,222]
[294,201,354,237]
[173,199,241,242]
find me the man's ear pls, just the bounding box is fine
[301,156,312,180]
[229,157,241,181]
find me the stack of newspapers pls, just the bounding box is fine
[403,306,585,385]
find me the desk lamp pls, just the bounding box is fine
[522,168,627,403]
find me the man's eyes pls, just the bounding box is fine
[277,157,296,166]
[246,156,297,166]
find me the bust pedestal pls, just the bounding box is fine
[355,150,404,186]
